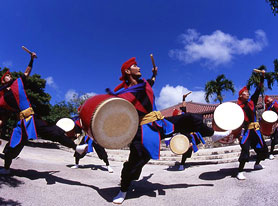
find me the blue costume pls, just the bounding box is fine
[0,75,77,170]
[237,86,268,164]
[108,78,214,192]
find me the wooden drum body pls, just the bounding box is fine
[260,110,278,136]
[79,94,139,149]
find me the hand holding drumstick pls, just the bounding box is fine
[150,54,158,82]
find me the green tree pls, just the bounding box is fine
[43,101,74,125]
[205,74,235,104]
[247,65,274,94]
[0,68,52,138]
[266,0,278,15]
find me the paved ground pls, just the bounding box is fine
[0,139,278,206]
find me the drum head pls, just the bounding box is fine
[56,118,75,132]
[214,102,244,131]
[91,97,139,149]
[169,134,190,155]
[262,110,278,123]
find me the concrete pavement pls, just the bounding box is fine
[1,139,278,206]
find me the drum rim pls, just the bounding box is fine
[262,110,278,123]
[56,117,75,132]
[90,97,139,149]
[214,102,244,131]
[169,134,190,155]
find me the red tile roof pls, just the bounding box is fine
[160,95,278,120]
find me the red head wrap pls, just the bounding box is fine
[1,70,11,84]
[120,57,137,81]
[238,86,248,96]
[264,95,270,104]
[172,109,179,116]
[114,57,137,92]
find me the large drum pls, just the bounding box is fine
[56,118,76,137]
[79,94,139,149]
[260,110,278,136]
[212,102,244,144]
[169,134,190,155]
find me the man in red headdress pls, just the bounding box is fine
[264,95,278,160]
[0,51,87,175]
[109,56,231,204]
[236,73,268,180]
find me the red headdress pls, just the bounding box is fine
[114,57,137,92]
[1,70,11,84]
[172,109,179,116]
[238,86,248,96]
[264,95,270,104]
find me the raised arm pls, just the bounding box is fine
[24,52,37,77]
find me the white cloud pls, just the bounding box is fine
[45,76,58,89]
[2,61,13,68]
[80,92,97,100]
[169,29,267,67]
[65,90,97,102]
[65,89,78,102]
[156,84,206,110]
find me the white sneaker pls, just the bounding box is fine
[236,172,246,180]
[107,166,114,173]
[254,164,265,170]
[269,154,275,160]
[71,164,79,169]
[76,144,88,155]
[113,190,127,204]
[0,168,10,175]
[178,165,185,171]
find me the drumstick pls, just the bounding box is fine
[253,69,265,74]
[150,54,156,69]
[22,46,37,58]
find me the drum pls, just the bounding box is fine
[212,102,244,143]
[260,110,278,136]
[79,94,139,149]
[56,118,76,137]
[169,134,190,155]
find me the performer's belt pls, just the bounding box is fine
[248,122,260,130]
[140,111,164,125]
[19,107,34,120]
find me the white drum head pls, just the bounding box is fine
[91,97,139,149]
[262,110,278,123]
[214,102,244,131]
[56,118,75,132]
[169,134,190,155]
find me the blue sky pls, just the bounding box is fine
[0,0,277,110]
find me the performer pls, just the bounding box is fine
[236,74,269,180]
[0,52,87,175]
[264,95,278,160]
[108,57,231,204]
[70,118,113,173]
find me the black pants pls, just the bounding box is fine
[74,139,109,166]
[3,116,77,169]
[238,129,269,164]
[270,129,278,154]
[120,113,214,192]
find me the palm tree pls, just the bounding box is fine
[246,65,275,111]
[205,74,235,104]
[247,65,274,100]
